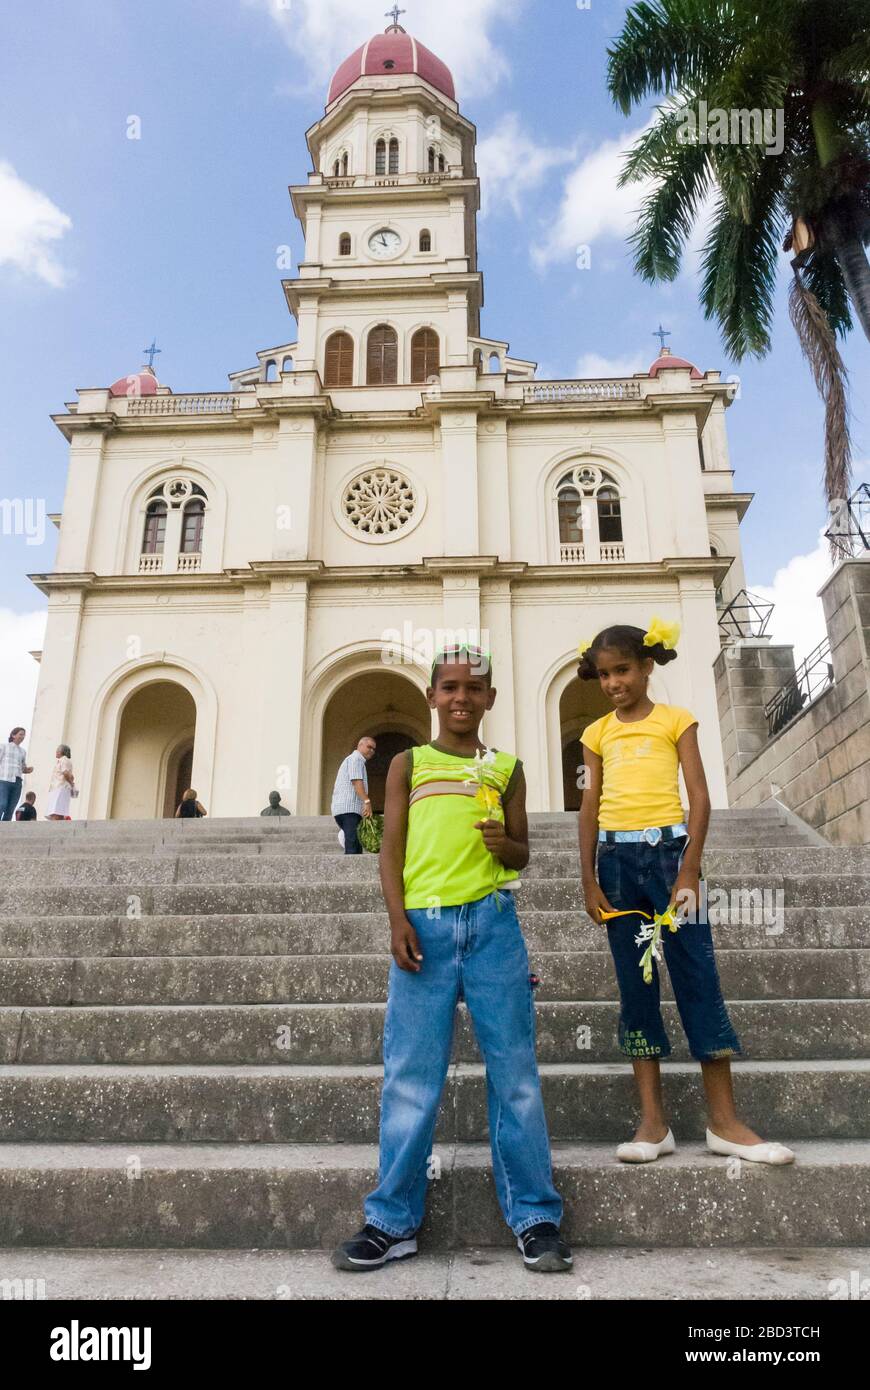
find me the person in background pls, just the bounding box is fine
[260,790,292,817]
[0,728,33,821]
[15,792,38,821]
[45,744,75,821]
[176,788,207,818]
[331,736,376,855]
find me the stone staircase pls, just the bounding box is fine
[0,807,868,1299]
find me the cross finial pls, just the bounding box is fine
[653,324,671,353]
[142,338,162,370]
[385,5,406,30]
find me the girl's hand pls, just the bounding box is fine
[474,818,507,856]
[672,869,701,924]
[390,918,424,973]
[583,880,616,925]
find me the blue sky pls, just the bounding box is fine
[2,0,868,732]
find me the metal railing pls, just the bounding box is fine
[764,637,834,737]
[127,394,238,415]
[524,380,642,403]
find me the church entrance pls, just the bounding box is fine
[320,670,431,814]
[559,676,610,811]
[109,681,197,819]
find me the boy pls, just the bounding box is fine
[332,644,570,1273]
[14,791,37,821]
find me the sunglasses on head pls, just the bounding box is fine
[431,645,492,677]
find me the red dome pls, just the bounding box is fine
[328,26,455,105]
[649,348,703,380]
[109,366,159,398]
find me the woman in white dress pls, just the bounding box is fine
[45,744,75,820]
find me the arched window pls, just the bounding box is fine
[438,153,446,172]
[339,232,351,256]
[341,151,349,176]
[597,486,623,544]
[419,229,432,253]
[428,146,436,172]
[555,465,624,563]
[282,355,294,372]
[472,348,483,370]
[367,325,399,385]
[488,352,501,373]
[557,485,584,546]
[324,331,354,387]
[265,360,278,382]
[333,159,340,177]
[388,138,399,174]
[180,498,205,554]
[411,328,439,384]
[375,139,386,175]
[142,500,167,554]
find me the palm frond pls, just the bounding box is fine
[607,0,753,113]
[788,272,853,559]
[698,182,785,357]
[626,139,715,280]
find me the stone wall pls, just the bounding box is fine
[715,557,870,844]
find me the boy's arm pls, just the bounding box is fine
[497,766,529,870]
[379,750,423,972]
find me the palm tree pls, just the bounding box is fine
[607,0,870,556]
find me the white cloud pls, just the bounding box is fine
[0,162,72,288]
[575,351,647,379]
[245,0,525,98]
[477,114,574,218]
[0,609,46,756]
[532,125,656,270]
[749,533,832,668]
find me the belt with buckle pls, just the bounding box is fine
[598,823,688,846]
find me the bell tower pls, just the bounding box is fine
[283,16,482,384]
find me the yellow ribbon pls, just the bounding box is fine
[643,616,681,651]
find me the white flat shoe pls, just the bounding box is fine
[616,1129,676,1163]
[706,1129,795,1165]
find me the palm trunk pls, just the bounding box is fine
[825,211,870,344]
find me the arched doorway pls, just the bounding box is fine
[110,681,198,819]
[320,671,431,813]
[559,676,610,811]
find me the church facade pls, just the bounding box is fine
[28,20,749,819]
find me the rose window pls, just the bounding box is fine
[342,468,416,536]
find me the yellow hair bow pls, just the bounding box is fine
[643,617,680,651]
[577,638,593,658]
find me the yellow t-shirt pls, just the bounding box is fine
[581,704,698,831]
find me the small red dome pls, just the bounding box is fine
[649,348,703,380]
[108,366,159,398]
[328,26,455,105]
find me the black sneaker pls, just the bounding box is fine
[516,1222,573,1273]
[331,1223,418,1272]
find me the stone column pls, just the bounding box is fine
[260,578,310,815]
[27,590,85,812]
[54,432,106,572]
[439,411,479,555]
[272,416,318,560]
[714,637,797,785]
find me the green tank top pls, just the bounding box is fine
[402,742,522,909]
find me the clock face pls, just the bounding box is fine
[368,228,402,259]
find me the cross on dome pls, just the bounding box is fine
[385,5,406,31]
[652,324,671,352]
[142,338,162,369]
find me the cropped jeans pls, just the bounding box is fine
[596,836,742,1063]
[364,888,562,1238]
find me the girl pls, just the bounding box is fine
[176,788,207,818]
[578,619,794,1166]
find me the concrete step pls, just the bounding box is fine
[0,949,867,1006]
[0,1243,864,1299]
[0,1140,866,1249]
[0,1061,866,1143]
[1,846,864,886]
[1,875,868,916]
[2,906,867,956]
[1,1000,867,1064]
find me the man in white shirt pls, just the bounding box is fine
[331,737,376,854]
[0,728,33,822]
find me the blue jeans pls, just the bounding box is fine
[596,837,742,1063]
[364,889,562,1237]
[334,812,362,854]
[0,779,21,821]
